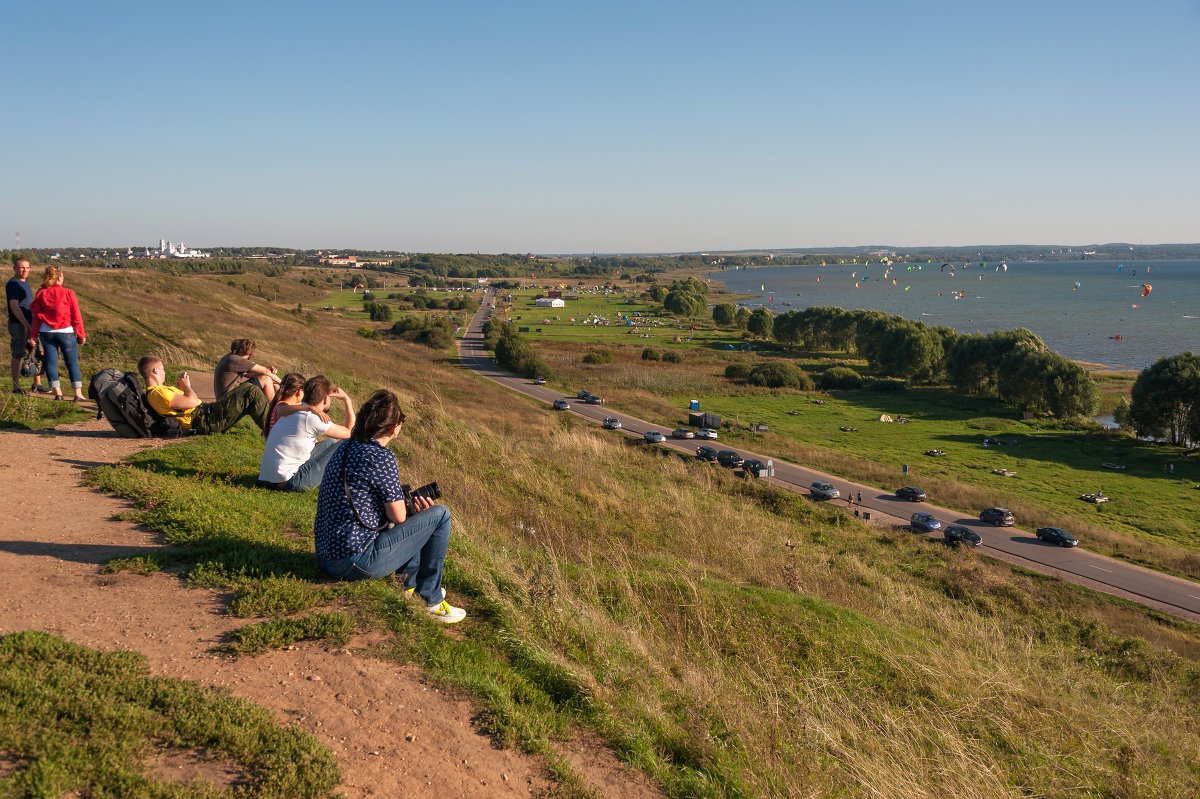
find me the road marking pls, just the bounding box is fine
[1189,595,1200,601]
[1089,564,1113,573]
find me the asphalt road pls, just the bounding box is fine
[459,291,1200,623]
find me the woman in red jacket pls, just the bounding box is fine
[29,266,86,402]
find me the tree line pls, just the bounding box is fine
[704,304,1098,418]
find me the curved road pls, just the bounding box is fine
[459,291,1200,623]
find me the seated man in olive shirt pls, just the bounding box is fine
[214,338,280,403]
[139,355,267,435]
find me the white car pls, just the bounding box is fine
[552,399,570,410]
[602,417,622,430]
[671,428,695,439]
[809,481,840,500]
[644,430,666,443]
[695,428,719,440]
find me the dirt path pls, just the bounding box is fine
[0,416,658,798]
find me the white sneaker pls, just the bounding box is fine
[406,586,446,601]
[426,600,467,624]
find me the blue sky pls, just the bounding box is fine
[3,0,1198,252]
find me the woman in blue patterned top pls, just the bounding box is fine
[314,390,466,623]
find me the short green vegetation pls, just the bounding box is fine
[0,630,340,798]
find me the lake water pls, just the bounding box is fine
[709,260,1200,370]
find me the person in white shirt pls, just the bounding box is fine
[258,375,355,491]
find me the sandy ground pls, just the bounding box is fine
[0,408,659,798]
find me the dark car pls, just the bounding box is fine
[896,486,927,502]
[716,450,744,469]
[944,524,983,548]
[1036,527,1079,547]
[910,512,941,533]
[577,389,592,399]
[582,394,605,404]
[696,445,719,462]
[979,507,1015,526]
[742,458,768,477]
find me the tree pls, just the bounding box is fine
[641,348,661,361]
[734,306,750,330]
[748,362,813,389]
[1127,352,1200,446]
[663,277,710,317]
[712,302,737,326]
[724,363,751,382]
[648,285,668,303]
[747,308,774,339]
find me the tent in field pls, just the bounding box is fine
[878,413,894,423]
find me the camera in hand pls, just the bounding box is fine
[402,482,442,514]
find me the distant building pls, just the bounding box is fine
[320,255,359,267]
[535,297,565,308]
[157,238,210,259]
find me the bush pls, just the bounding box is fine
[724,363,751,382]
[869,378,907,392]
[642,348,661,361]
[818,366,864,390]
[356,327,379,340]
[748,362,813,389]
[389,315,454,348]
[582,350,614,365]
[661,351,682,364]
[365,301,393,322]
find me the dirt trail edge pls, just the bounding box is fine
[0,418,659,798]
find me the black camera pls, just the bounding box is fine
[402,482,442,514]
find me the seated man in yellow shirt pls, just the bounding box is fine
[138,355,268,435]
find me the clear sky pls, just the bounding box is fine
[3,0,1198,252]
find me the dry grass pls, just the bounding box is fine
[75,267,1200,798]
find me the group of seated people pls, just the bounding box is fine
[138,339,466,624]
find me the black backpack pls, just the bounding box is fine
[87,368,182,438]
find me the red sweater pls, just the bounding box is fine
[30,285,86,340]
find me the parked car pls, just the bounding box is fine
[696,445,719,462]
[602,416,622,430]
[582,394,605,404]
[809,481,840,500]
[644,430,666,443]
[743,458,768,477]
[979,507,1015,526]
[717,450,744,469]
[695,428,719,440]
[896,486,927,502]
[944,524,983,548]
[533,376,547,385]
[1036,527,1079,547]
[910,512,942,533]
[671,428,695,439]
[577,389,592,399]
[552,399,570,410]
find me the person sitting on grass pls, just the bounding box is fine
[263,372,307,437]
[313,389,465,624]
[139,355,267,435]
[257,375,355,492]
[214,338,280,404]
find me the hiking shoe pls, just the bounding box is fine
[406,586,446,602]
[33,385,52,394]
[426,600,466,624]
[11,387,27,396]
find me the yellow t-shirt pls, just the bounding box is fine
[145,385,195,429]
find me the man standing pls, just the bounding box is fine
[139,355,267,435]
[6,256,45,395]
[258,375,355,491]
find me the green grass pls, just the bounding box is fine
[0,391,93,430]
[0,630,340,798]
[85,408,1200,798]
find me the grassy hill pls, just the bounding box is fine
[13,267,1200,798]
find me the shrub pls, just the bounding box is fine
[869,378,907,392]
[661,351,682,364]
[389,315,454,348]
[356,327,379,340]
[724,363,751,382]
[642,348,661,361]
[748,362,813,389]
[818,366,864,390]
[582,350,614,365]
[365,301,393,322]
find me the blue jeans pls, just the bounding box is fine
[38,331,82,390]
[284,438,340,491]
[318,505,452,605]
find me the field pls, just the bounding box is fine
[4,267,1200,798]
[509,290,1200,579]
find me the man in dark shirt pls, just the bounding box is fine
[213,338,280,403]
[6,256,45,395]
